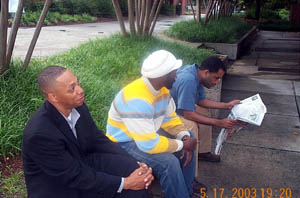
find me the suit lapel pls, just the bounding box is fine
[45,101,80,148]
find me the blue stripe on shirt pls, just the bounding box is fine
[135,134,160,152]
[106,123,131,142]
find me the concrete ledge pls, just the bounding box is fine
[201,26,258,60]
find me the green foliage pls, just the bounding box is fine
[0,60,42,157]
[160,4,175,16]
[61,14,75,23]
[278,9,290,21]
[246,7,290,21]
[81,13,96,22]
[232,12,246,18]
[264,0,291,10]
[164,16,253,44]
[241,0,293,10]
[21,11,41,26]
[24,1,44,12]
[18,11,96,26]
[260,9,281,20]
[25,0,128,17]
[245,7,282,20]
[0,34,215,158]
[0,171,26,198]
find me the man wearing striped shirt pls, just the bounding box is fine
[106,50,202,198]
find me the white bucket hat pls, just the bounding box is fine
[141,50,182,78]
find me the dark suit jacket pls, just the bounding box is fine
[22,101,134,198]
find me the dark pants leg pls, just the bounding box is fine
[83,153,148,198]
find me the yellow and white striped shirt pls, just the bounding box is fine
[106,77,188,154]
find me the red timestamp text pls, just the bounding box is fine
[199,187,292,198]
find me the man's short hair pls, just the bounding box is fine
[198,56,226,73]
[37,66,66,94]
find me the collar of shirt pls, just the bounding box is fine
[60,108,80,138]
[142,76,160,95]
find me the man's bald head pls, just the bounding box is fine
[37,66,66,95]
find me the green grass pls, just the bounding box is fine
[0,171,26,198]
[0,34,215,158]
[164,16,253,44]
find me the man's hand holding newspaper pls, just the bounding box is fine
[215,94,267,155]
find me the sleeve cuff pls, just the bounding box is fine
[176,130,190,140]
[175,139,183,152]
[117,177,124,193]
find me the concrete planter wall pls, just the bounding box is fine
[202,26,257,60]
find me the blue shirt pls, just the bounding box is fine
[170,64,205,116]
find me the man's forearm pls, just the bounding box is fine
[183,110,220,127]
[198,99,228,109]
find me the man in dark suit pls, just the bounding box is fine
[22,66,154,198]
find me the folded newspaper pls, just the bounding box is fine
[215,94,267,155]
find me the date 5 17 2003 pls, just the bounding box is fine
[199,187,292,198]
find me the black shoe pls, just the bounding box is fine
[198,152,221,162]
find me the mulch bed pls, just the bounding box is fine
[0,154,23,178]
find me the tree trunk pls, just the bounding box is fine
[149,0,159,26]
[205,0,217,23]
[142,0,151,34]
[7,0,25,67]
[23,0,52,70]
[149,0,163,36]
[112,0,127,36]
[128,0,136,35]
[113,0,163,36]
[135,0,142,34]
[0,0,8,75]
[139,0,146,32]
[188,0,196,21]
[196,0,201,23]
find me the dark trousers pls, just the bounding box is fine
[83,153,148,198]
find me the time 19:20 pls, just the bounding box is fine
[213,187,292,198]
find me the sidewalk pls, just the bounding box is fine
[11,15,192,60]
[197,31,300,197]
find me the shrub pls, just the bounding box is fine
[24,1,44,12]
[16,11,96,26]
[164,16,253,44]
[81,13,97,22]
[61,14,74,23]
[246,7,286,21]
[278,9,289,21]
[21,11,41,26]
[25,0,125,17]
[260,9,281,20]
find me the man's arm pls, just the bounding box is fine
[160,97,190,138]
[26,133,153,193]
[197,98,241,110]
[26,133,123,194]
[182,109,237,129]
[79,103,135,156]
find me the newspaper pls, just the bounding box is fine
[215,94,267,155]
